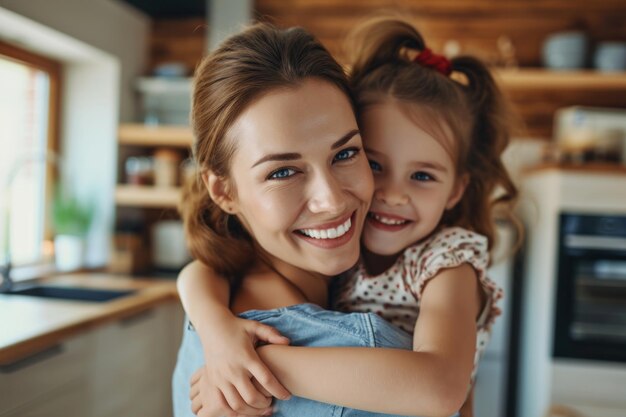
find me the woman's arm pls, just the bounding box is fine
[257,263,480,417]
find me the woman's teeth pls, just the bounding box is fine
[299,217,352,240]
[371,213,408,225]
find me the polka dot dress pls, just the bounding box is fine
[333,226,503,380]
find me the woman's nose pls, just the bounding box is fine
[307,172,348,215]
[374,182,409,206]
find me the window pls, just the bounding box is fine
[0,41,60,270]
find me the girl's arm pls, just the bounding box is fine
[257,263,480,417]
[177,261,291,415]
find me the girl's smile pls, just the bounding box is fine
[366,211,412,231]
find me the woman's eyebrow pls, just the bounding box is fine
[331,129,360,149]
[251,129,360,168]
[252,152,301,168]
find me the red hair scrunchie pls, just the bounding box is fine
[413,47,452,76]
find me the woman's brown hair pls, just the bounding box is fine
[180,22,355,281]
[346,16,521,253]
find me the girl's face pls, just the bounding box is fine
[361,100,466,257]
[220,79,373,276]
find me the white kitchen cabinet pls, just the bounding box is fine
[0,300,183,417]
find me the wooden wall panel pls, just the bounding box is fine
[256,0,626,67]
[145,2,626,139]
[149,18,207,74]
[254,0,626,138]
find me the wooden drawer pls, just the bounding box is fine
[0,379,88,417]
[0,335,89,415]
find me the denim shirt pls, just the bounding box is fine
[172,303,459,417]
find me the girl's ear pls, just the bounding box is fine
[446,173,469,210]
[201,170,238,214]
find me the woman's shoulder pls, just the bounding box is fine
[231,267,310,314]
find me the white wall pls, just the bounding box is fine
[0,0,149,122]
[208,0,253,51]
[0,1,150,267]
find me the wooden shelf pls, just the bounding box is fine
[495,68,626,91]
[524,162,626,176]
[118,124,193,148]
[115,185,181,208]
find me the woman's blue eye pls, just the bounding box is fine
[333,147,359,163]
[369,160,382,172]
[411,171,434,181]
[268,168,296,180]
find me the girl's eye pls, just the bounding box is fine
[411,171,434,182]
[267,168,297,180]
[333,147,360,163]
[368,160,382,172]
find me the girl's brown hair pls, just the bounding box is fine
[180,22,355,280]
[348,17,521,252]
[346,16,520,252]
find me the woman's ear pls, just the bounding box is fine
[202,170,238,214]
[446,173,469,210]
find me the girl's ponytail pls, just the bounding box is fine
[347,16,425,88]
[447,56,521,249]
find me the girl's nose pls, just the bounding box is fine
[307,172,348,215]
[374,184,409,206]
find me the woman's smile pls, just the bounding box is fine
[294,211,356,249]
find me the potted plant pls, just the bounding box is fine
[52,185,94,271]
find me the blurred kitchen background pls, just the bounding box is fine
[1,1,626,416]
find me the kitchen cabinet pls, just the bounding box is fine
[1,380,89,417]
[0,335,90,416]
[473,222,518,417]
[88,301,183,417]
[0,301,183,417]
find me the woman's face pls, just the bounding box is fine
[224,78,373,276]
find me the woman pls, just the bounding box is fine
[173,22,472,417]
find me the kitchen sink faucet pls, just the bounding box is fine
[0,151,61,292]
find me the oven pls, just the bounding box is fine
[554,213,626,362]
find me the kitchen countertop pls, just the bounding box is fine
[0,273,179,365]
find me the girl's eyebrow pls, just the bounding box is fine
[251,129,360,168]
[413,161,448,173]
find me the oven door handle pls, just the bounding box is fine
[564,235,626,251]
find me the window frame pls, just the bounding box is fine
[0,41,62,254]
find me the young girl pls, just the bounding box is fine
[179,17,518,417]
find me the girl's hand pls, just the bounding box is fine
[191,316,291,416]
[190,365,273,417]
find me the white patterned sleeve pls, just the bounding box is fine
[409,227,503,330]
